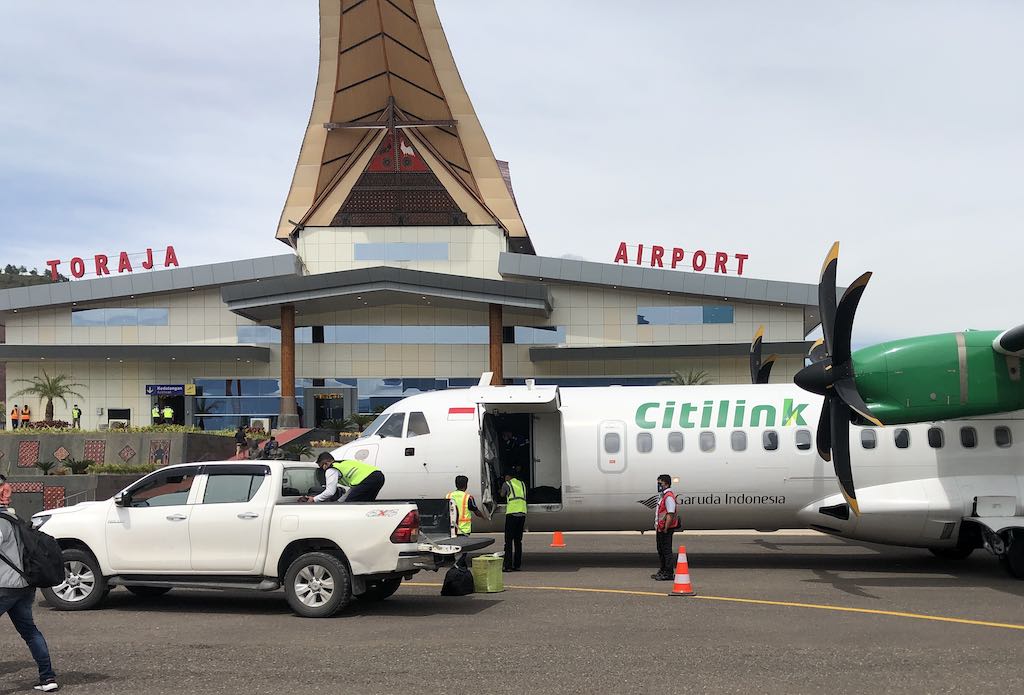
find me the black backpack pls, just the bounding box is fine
[0,512,65,588]
[440,564,475,596]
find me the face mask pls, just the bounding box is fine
[656,483,664,493]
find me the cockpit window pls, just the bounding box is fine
[407,412,430,437]
[362,412,390,437]
[376,413,406,439]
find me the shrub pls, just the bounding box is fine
[22,420,72,430]
[90,463,159,475]
[65,458,95,474]
[309,440,341,448]
[34,460,58,475]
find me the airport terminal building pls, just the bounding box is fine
[0,0,818,431]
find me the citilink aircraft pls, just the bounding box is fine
[331,244,1024,579]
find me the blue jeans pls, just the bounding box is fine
[0,589,55,682]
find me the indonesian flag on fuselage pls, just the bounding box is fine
[448,407,475,421]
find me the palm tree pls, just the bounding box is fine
[13,370,85,421]
[659,368,713,386]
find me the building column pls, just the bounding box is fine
[489,303,503,386]
[279,304,300,429]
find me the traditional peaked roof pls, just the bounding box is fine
[277,0,532,251]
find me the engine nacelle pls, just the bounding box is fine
[851,330,1024,425]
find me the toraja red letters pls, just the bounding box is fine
[47,246,179,280]
[613,242,749,276]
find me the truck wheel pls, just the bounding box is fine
[284,552,352,618]
[929,547,974,561]
[357,577,402,602]
[41,549,109,611]
[1001,531,1024,579]
[126,586,172,598]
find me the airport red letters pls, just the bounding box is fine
[46,246,180,281]
[613,242,749,276]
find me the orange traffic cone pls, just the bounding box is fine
[550,531,566,548]
[669,545,696,597]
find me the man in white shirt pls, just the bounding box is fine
[0,516,59,691]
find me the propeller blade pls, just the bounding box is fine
[834,377,883,427]
[750,325,765,384]
[807,338,828,364]
[816,395,832,461]
[818,241,840,356]
[832,271,872,367]
[757,355,777,385]
[829,397,859,516]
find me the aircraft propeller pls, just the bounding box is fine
[793,242,883,516]
[749,325,777,384]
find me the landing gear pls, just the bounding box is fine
[929,547,974,561]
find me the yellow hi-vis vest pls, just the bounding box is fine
[152,406,160,418]
[331,459,379,486]
[162,407,174,419]
[506,478,527,515]
[447,490,473,535]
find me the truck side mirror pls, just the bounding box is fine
[114,493,130,507]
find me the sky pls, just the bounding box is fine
[1,0,1022,344]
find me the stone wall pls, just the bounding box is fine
[0,432,235,472]
[5,474,143,518]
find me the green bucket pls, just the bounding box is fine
[471,554,505,593]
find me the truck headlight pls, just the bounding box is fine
[31,515,51,530]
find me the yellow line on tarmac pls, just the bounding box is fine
[403,582,1024,632]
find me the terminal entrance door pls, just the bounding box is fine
[314,393,346,428]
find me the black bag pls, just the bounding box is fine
[440,564,475,596]
[0,512,65,588]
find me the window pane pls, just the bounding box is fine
[795,430,812,451]
[138,308,169,326]
[203,474,264,504]
[105,308,139,326]
[408,412,430,437]
[637,306,702,325]
[71,309,105,326]
[699,431,715,452]
[731,431,747,451]
[282,468,320,497]
[513,326,566,345]
[894,429,910,449]
[995,426,1013,448]
[960,427,977,449]
[861,430,877,450]
[703,306,734,324]
[927,427,944,449]
[636,432,653,453]
[667,431,684,453]
[604,432,621,454]
[763,430,779,451]
[130,471,197,507]
[377,412,406,438]
[354,242,449,261]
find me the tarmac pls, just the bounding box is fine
[2,531,1023,694]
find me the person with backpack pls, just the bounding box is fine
[651,474,681,581]
[0,514,60,691]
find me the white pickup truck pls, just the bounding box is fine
[30,461,490,618]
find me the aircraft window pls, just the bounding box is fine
[604,432,621,454]
[995,426,1013,448]
[407,412,430,438]
[376,413,406,439]
[861,430,877,450]
[636,432,653,453]
[699,431,715,452]
[894,429,910,449]
[667,431,684,453]
[731,431,747,452]
[762,431,779,451]
[960,426,978,449]
[795,429,812,451]
[927,427,945,449]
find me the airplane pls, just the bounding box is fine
[330,244,1024,579]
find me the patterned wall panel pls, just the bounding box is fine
[17,441,40,468]
[42,486,65,510]
[149,440,171,467]
[84,440,106,462]
[11,482,43,494]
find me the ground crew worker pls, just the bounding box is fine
[152,403,162,425]
[501,467,527,572]
[71,404,82,429]
[9,405,20,430]
[651,474,680,581]
[300,453,385,503]
[162,404,174,425]
[20,406,30,427]
[447,475,484,569]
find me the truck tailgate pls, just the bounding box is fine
[418,536,495,556]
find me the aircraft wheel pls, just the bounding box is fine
[928,547,974,561]
[1001,531,1024,579]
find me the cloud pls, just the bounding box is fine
[2,0,1022,341]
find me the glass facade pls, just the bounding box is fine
[237,325,565,345]
[636,306,734,325]
[354,242,449,261]
[72,307,169,327]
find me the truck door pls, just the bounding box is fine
[188,464,271,573]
